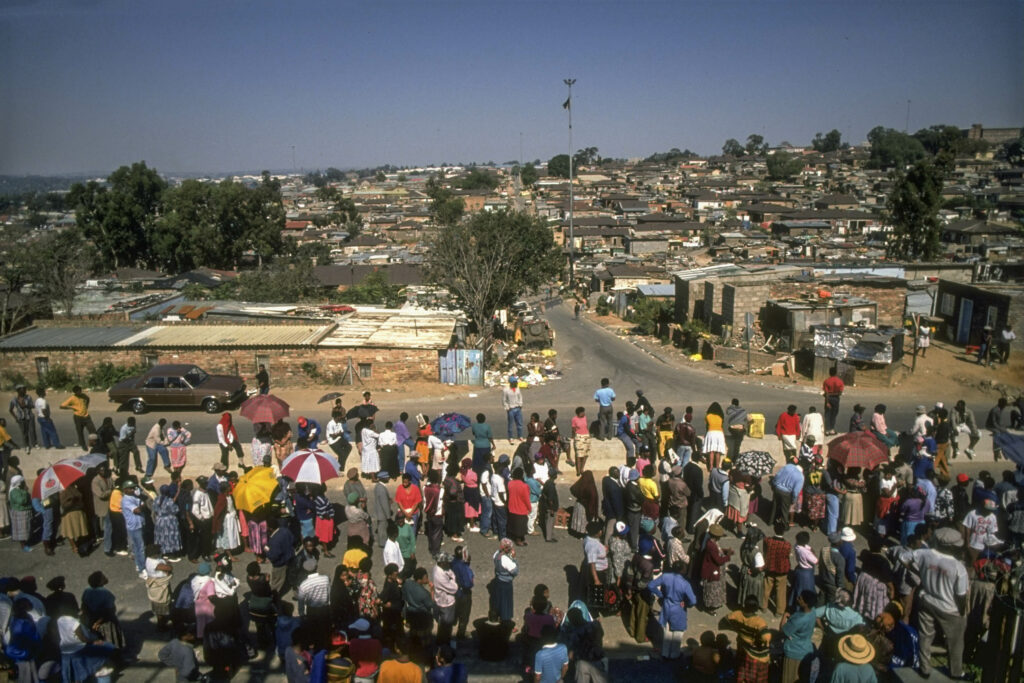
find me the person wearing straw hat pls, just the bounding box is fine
[831,633,877,682]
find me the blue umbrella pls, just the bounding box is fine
[430,412,472,439]
[994,432,1024,467]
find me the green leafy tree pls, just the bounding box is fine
[867,127,927,169]
[547,154,571,178]
[241,172,286,269]
[913,125,966,156]
[886,155,951,261]
[766,152,804,181]
[0,225,34,335]
[227,259,321,302]
[69,161,167,269]
[812,129,843,153]
[1002,130,1024,165]
[374,170,387,182]
[519,163,538,188]
[458,168,499,191]
[573,147,600,167]
[334,270,405,308]
[722,139,744,157]
[746,134,768,156]
[425,174,465,226]
[630,298,673,337]
[425,209,561,344]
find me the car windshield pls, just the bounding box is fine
[183,367,208,387]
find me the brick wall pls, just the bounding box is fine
[2,346,440,388]
[768,281,906,326]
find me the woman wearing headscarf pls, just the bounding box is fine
[703,402,727,471]
[167,420,192,475]
[460,458,481,532]
[154,484,183,559]
[736,524,766,610]
[490,538,519,622]
[80,571,126,649]
[699,523,732,615]
[59,479,90,556]
[191,562,217,638]
[213,475,242,555]
[8,474,33,552]
[360,415,380,480]
[216,413,244,469]
[569,470,600,537]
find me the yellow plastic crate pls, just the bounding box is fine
[748,413,765,438]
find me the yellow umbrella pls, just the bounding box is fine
[232,467,279,513]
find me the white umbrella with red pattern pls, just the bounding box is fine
[32,454,107,499]
[280,448,341,484]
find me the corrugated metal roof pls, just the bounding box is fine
[0,326,140,349]
[0,324,333,350]
[319,311,455,350]
[118,325,332,348]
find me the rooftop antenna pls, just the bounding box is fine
[564,78,576,289]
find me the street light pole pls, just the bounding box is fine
[564,78,576,290]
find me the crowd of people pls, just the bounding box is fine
[0,376,1022,682]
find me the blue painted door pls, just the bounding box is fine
[438,349,483,385]
[956,298,973,344]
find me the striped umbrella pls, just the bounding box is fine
[280,448,341,484]
[32,454,107,499]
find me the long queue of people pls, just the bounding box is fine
[1,378,1023,683]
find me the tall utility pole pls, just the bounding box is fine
[564,78,576,289]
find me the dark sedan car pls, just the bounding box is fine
[108,364,247,414]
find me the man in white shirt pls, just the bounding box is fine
[296,559,330,617]
[910,527,969,679]
[33,387,63,450]
[911,405,933,439]
[326,417,350,469]
[491,456,509,539]
[501,379,524,442]
[382,522,404,572]
[427,433,447,472]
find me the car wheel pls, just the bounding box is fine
[130,399,146,415]
[202,398,220,414]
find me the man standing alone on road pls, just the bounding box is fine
[822,367,845,436]
[255,364,270,395]
[60,385,95,450]
[593,378,615,441]
[502,379,524,443]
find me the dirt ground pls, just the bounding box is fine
[589,313,1024,403]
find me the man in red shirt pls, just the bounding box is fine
[775,405,801,461]
[763,521,793,616]
[822,367,845,436]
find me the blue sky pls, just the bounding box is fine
[1,0,1021,175]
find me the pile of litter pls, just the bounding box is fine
[484,347,562,387]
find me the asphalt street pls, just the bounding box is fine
[34,297,971,446]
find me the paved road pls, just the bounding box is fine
[34,298,968,448]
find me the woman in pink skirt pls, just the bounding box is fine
[314,485,336,556]
[460,458,480,530]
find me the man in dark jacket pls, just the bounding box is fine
[267,516,295,597]
[540,470,560,543]
[663,465,690,532]
[725,398,749,462]
[683,454,704,533]
[601,467,624,543]
[623,472,643,551]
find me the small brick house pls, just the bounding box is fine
[0,312,458,388]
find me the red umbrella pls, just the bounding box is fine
[32,454,107,499]
[827,431,890,470]
[280,448,341,484]
[239,394,290,424]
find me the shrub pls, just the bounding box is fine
[301,362,321,379]
[43,364,77,391]
[0,371,30,391]
[595,297,610,316]
[84,362,148,389]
